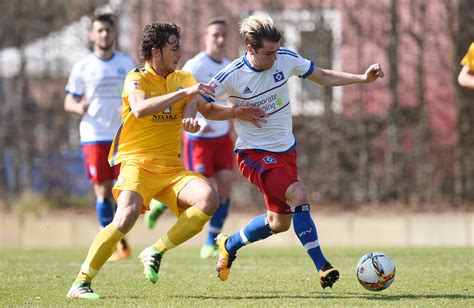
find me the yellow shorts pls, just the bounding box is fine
[112,158,206,216]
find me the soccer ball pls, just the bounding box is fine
[356,252,396,291]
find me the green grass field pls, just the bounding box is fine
[1,246,472,306]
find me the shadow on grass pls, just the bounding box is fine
[170,291,474,301]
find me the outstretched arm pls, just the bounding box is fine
[128,82,215,118]
[308,64,384,86]
[196,96,267,127]
[458,66,474,89]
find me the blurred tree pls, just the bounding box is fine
[0,0,108,202]
[455,0,474,200]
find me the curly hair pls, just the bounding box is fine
[140,23,181,61]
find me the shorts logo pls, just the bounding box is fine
[115,177,125,185]
[195,164,206,174]
[273,71,285,83]
[89,165,97,176]
[263,156,277,164]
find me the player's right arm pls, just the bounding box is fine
[128,82,216,118]
[458,66,474,89]
[64,94,89,115]
[458,43,474,89]
[64,62,89,115]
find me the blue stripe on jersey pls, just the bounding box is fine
[216,61,245,82]
[229,79,288,100]
[243,56,264,72]
[200,93,215,103]
[299,61,315,79]
[215,59,245,81]
[277,51,299,58]
[81,140,113,146]
[234,140,297,154]
[65,89,83,98]
[279,47,299,57]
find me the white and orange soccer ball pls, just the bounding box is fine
[356,252,396,291]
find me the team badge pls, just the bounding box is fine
[273,71,285,82]
[263,156,277,164]
[128,80,139,91]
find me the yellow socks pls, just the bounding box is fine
[154,206,211,253]
[76,224,125,282]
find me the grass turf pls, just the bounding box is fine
[0,246,472,306]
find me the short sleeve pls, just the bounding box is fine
[122,70,146,97]
[461,43,474,70]
[182,58,198,75]
[65,63,84,98]
[278,48,314,79]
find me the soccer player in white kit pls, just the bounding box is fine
[64,14,135,261]
[207,15,385,288]
[145,18,236,260]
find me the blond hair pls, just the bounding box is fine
[239,15,281,50]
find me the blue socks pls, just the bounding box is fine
[292,204,328,271]
[95,197,115,228]
[225,214,274,256]
[206,198,230,245]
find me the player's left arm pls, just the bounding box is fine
[182,95,201,133]
[196,96,267,127]
[458,66,474,89]
[308,64,384,86]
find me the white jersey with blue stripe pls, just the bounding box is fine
[182,52,231,138]
[210,48,314,152]
[65,52,135,143]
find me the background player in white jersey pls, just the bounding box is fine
[205,15,384,288]
[144,18,236,260]
[64,13,135,261]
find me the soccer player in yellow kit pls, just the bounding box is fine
[67,22,266,300]
[458,42,474,89]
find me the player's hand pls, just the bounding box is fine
[182,118,201,133]
[363,64,384,83]
[79,99,89,115]
[184,82,216,98]
[233,106,268,128]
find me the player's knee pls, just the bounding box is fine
[199,185,219,215]
[113,193,142,233]
[267,214,291,233]
[285,182,309,205]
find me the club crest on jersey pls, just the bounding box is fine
[128,80,139,91]
[243,87,253,94]
[263,156,277,164]
[117,68,127,75]
[273,71,285,83]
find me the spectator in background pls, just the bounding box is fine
[64,13,135,261]
[144,17,236,260]
[458,42,474,89]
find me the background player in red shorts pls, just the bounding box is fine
[64,13,135,261]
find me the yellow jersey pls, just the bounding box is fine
[109,62,196,166]
[461,42,474,70]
